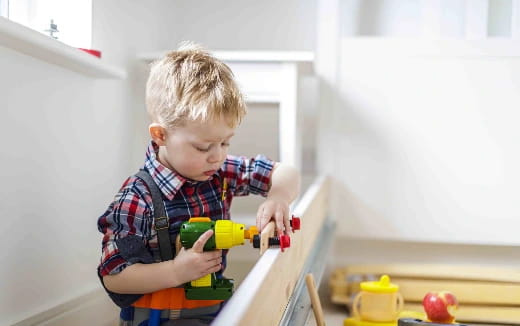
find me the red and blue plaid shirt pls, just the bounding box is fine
[98,141,274,277]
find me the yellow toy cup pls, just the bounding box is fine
[352,275,403,322]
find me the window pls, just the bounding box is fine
[339,0,519,39]
[0,0,8,18]
[1,0,92,48]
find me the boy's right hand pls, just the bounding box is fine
[170,229,223,285]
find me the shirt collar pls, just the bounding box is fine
[143,140,187,200]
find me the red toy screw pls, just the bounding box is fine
[290,215,301,231]
[279,234,291,252]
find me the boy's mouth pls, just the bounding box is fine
[203,170,216,176]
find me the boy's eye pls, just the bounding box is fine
[195,145,211,152]
[194,142,229,152]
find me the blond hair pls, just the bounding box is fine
[146,42,246,128]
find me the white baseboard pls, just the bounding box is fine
[12,288,119,326]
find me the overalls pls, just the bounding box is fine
[118,170,225,326]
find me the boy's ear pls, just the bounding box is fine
[149,123,167,146]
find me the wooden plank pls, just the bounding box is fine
[339,264,520,283]
[393,278,520,306]
[259,220,276,255]
[331,279,520,306]
[305,274,326,326]
[280,217,335,326]
[405,303,520,324]
[213,176,330,326]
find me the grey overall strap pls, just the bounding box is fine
[135,170,174,261]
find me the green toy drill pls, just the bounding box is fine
[179,216,299,300]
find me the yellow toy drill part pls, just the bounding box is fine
[180,217,259,300]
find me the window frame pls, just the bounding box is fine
[2,0,92,48]
[0,0,8,18]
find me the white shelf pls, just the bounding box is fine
[0,17,126,79]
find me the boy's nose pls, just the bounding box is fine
[208,147,225,163]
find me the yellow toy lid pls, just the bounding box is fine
[360,275,399,293]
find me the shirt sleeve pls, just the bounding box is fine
[221,154,275,197]
[97,177,154,277]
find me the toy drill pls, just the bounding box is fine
[180,216,300,300]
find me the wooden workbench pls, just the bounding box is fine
[213,176,331,326]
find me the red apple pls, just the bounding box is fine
[422,291,458,323]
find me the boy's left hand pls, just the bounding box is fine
[256,196,291,236]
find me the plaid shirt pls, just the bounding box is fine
[98,141,274,277]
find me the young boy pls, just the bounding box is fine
[97,42,301,325]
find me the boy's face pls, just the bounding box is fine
[157,118,235,181]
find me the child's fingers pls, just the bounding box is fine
[205,262,223,274]
[283,207,292,234]
[192,229,214,253]
[200,253,223,275]
[274,210,284,235]
[256,207,263,230]
[257,206,273,231]
[203,250,222,262]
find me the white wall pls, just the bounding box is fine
[91,0,171,169]
[158,0,316,51]
[316,0,520,246]
[0,1,167,324]
[331,39,520,245]
[0,45,128,325]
